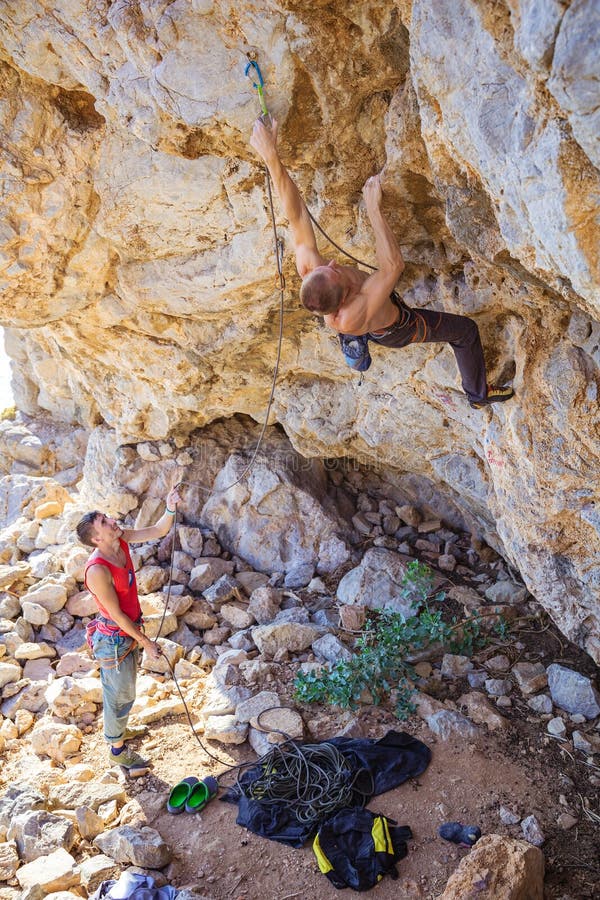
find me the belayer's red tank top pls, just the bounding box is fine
[84,538,141,622]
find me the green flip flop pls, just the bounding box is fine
[167,776,199,815]
[185,776,218,813]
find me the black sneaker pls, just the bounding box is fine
[469,385,514,409]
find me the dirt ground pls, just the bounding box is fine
[3,612,599,900]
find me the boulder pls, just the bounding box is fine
[177,526,204,557]
[202,574,242,608]
[424,709,481,741]
[512,662,548,695]
[201,681,251,718]
[204,714,248,744]
[247,586,282,625]
[14,641,56,660]
[441,654,473,677]
[21,601,50,626]
[312,634,353,664]
[1,680,48,718]
[48,781,126,812]
[8,810,75,863]
[134,696,185,725]
[55,652,97,677]
[0,662,21,688]
[94,826,172,868]
[141,612,178,639]
[0,840,19,881]
[337,548,423,616]
[30,721,83,763]
[141,637,183,674]
[141,591,194,618]
[201,452,350,576]
[546,664,600,719]
[439,834,544,899]
[45,676,102,718]
[182,598,218,630]
[235,690,281,724]
[65,590,97,617]
[248,706,304,742]
[236,571,270,595]
[78,854,120,893]
[252,622,323,657]
[188,558,234,593]
[135,566,168,594]
[16,848,79,894]
[458,692,510,731]
[0,784,46,831]
[527,694,553,715]
[219,602,255,630]
[21,581,68,614]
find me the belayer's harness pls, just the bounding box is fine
[86,615,144,670]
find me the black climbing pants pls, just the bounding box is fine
[368,301,487,403]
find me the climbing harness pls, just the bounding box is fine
[86,618,140,671]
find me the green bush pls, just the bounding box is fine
[294,560,507,720]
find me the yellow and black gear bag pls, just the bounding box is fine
[313,807,412,891]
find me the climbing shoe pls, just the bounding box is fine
[167,777,199,815]
[438,822,481,847]
[122,724,149,741]
[109,746,150,775]
[469,385,514,410]
[185,776,218,813]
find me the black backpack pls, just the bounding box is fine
[313,807,412,891]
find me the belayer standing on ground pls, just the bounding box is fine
[76,486,181,773]
[249,117,514,410]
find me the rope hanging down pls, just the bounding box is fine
[177,55,376,500]
[150,56,285,770]
[151,55,380,771]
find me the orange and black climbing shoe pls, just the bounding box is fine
[469,385,515,410]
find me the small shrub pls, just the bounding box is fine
[294,561,508,720]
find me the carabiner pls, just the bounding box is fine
[244,58,264,89]
[244,58,269,116]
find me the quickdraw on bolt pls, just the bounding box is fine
[245,57,268,116]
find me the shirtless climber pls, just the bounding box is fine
[250,117,514,410]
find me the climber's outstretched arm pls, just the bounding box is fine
[358,175,405,318]
[250,118,326,277]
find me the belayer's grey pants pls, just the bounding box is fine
[91,629,138,744]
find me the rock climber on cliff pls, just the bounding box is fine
[250,117,514,410]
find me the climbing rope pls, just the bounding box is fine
[174,56,285,500]
[306,209,376,271]
[149,56,285,768]
[150,54,379,774]
[234,730,374,824]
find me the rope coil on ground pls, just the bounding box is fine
[234,737,374,825]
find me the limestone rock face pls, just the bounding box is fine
[0,3,599,661]
[201,449,350,576]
